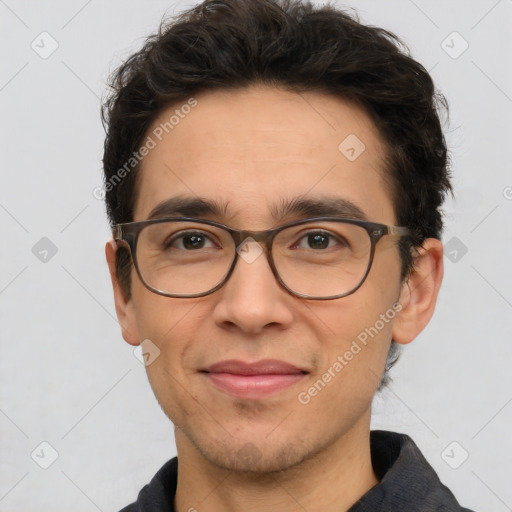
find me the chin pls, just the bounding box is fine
[189,431,319,475]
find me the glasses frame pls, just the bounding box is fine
[113,216,412,300]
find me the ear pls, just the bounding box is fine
[392,238,444,345]
[105,240,141,346]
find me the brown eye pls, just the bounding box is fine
[294,231,348,250]
[167,231,216,250]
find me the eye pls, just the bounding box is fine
[295,231,347,250]
[167,231,217,250]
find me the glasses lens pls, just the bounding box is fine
[136,221,235,296]
[273,221,371,298]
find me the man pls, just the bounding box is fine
[102,0,475,510]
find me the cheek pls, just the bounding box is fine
[304,267,401,385]
[132,284,208,384]
[313,266,400,342]
[293,308,395,434]
[132,293,204,422]
[324,302,395,367]
[130,269,198,336]
[130,280,198,371]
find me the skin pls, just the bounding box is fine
[106,84,443,511]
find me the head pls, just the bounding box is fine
[102,0,450,472]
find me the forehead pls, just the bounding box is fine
[134,85,395,226]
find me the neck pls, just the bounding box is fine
[174,412,379,512]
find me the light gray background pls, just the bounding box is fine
[1,0,511,510]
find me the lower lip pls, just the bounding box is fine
[204,372,306,399]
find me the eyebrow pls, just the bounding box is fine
[147,196,227,220]
[146,195,367,222]
[271,196,367,222]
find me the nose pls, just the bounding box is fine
[212,239,294,335]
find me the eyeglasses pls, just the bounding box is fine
[113,217,411,300]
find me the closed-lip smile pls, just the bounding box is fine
[201,359,308,399]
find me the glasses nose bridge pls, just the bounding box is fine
[229,228,277,278]
[231,228,273,249]
[227,228,281,295]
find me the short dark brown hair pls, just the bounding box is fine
[101,0,451,388]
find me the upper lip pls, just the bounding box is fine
[202,359,308,375]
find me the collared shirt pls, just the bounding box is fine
[119,430,476,511]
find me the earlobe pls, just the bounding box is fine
[105,240,141,346]
[392,238,444,345]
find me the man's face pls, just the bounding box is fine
[116,85,408,472]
